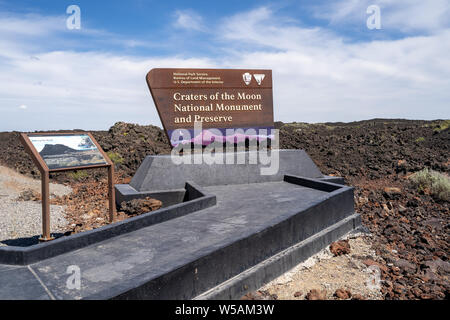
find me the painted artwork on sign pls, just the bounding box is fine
[28,134,107,169]
[146,68,275,146]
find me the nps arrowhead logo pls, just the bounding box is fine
[242,72,252,85]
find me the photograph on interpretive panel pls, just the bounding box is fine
[28,134,107,169]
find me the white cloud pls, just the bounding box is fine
[173,10,205,32]
[0,50,215,131]
[0,12,159,59]
[220,7,342,52]
[0,11,213,131]
[219,7,450,122]
[0,6,449,132]
[18,104,27,109]
[315,0,450,33]
[0,13,65,36]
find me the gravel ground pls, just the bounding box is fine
[0,166,72,246]
[258,232,384,300]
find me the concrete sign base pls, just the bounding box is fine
[0,150,360,300]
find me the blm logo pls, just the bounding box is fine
[253,74,265,85]
[242,72,265,86]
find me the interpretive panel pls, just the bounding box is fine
[27,134,107,170]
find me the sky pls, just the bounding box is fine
[0,0,449,131]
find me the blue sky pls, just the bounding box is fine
[0,0,449,131]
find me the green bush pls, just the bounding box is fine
[68,170,89,181]
[433,120,450,133]
[415,137,425,143]
[107,151,124,164]
[409,168,450,202]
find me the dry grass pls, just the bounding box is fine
[433,120,450,133]
[409,168,450,202]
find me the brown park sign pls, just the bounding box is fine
[146,68,274,146]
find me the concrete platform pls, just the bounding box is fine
[0,182,215,265]
[0,150,360,299]
[0,177,359,299]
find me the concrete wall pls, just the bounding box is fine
[130,149,323,192]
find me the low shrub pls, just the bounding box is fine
[68,170,89,181]
[415,137,425,143]
[106,151,124,164]
[409,168,450,202]
[433,120,450,134]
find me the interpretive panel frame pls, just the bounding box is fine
[19,132,116,241]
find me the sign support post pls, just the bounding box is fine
[108,164,116,223]
[40,169,52,241]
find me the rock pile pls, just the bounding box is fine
[120,197,163,215]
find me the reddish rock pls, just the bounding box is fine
[384,187,401,194]
[382,203,393,213]
[397,159,407,166]
[383,187,402,201]
[334,289,352,300]
[241,292,262,300]
[363,258,388,272]
[306,289,327,300]
[329,240,351,256]
[394,259,416,274]
[293,291,303,298]
[423,269,440,282]
[120,197,162,215]
[352,294,365,300]
[423,258,450,273]
[241,290,277,300]
[399,216,409,223]
[393,284,405,294]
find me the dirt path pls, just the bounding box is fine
[0,166,72,246]
[257,233,383,300]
